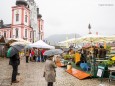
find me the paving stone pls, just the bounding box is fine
[0,57,115,86]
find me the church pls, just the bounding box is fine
[0,0,44,43]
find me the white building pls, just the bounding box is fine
[27,0,39,41]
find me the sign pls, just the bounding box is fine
[97,66,105,78]
[97,69,103,77]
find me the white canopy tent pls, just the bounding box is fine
[75,34,107,44]
[29,40,55,49]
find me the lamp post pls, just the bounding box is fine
[88,24,96,77]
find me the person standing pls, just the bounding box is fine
[41,49,46,62]
[37,49,41,62]
[25,49,30,63]
[31,48,35,61]
[35,48,38,62]
[9,53,20,83]
[99,45,106,59]
[44,55,57,86]
[93,46,98,58]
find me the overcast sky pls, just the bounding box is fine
[0,0,115,38]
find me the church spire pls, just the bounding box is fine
[88,23,92,34]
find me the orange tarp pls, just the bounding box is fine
[56,61,64,67]
[66,68,91,80]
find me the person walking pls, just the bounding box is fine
[44,55,57,86]
[9,53,20,83]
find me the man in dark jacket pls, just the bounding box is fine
[9,53,20,83]
[99,46,106,59]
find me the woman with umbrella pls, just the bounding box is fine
[44,55,57,86]
[43,49,63,86]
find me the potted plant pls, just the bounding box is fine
[67,62,72,70]
[101,60,114,67]
[63,54,75,62]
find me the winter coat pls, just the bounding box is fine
[44,59,57,82]
[99,48,106,58]
[26,50,30,56]
[9,53,20,66]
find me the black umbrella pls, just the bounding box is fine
[7,45,24,58]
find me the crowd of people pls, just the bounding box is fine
[62,45,107,71]
[8,45,107,86]
[25,48,47,63]
[9,47,58,86]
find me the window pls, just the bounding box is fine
[25,29,27,38]
[15,28,18,38]
[25,15,27,22]
[16,14,19,21]
[41,35,42,40]
[41,25,42,30]
[30,31,32,38]
[4,31,6,38]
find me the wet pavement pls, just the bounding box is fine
[0,57,114,86]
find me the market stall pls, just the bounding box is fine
[29,40,55,49]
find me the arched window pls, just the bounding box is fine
[25,29,27,38]
[25,15,28,22]
[30,31,32,38]
[16,14,19,21]
[15,28,18,38]
[4,31,6,38]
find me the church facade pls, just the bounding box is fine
[0,0,44,42]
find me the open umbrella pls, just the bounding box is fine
[10,41,31,46]
[43,49,64,56]
[76,34,107,44]
[7,45,24,58]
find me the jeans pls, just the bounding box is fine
[26,56,29,63]
[48,82,53,86]
[12,64,18,81]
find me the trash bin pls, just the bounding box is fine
[97,64,109,78]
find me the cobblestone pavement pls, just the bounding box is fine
[0,57,114,86]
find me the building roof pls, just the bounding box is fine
[16,0,28,6]
[0,24,11,29]
[28,0,34,2]
[37,14,42,18]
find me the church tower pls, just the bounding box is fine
[37,10,44,40]
[27,0,39,42]
[11,0,33,42]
